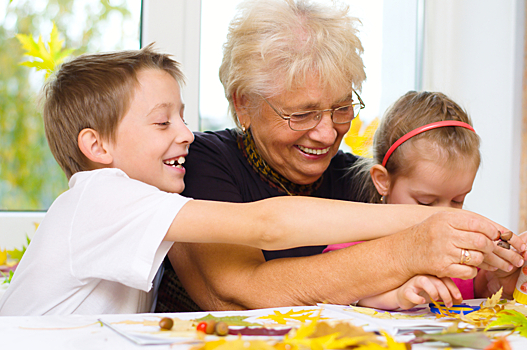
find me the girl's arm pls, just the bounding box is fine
[358,275,462,310]
[165,196,501,251]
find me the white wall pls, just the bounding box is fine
[422,0,525,232]
[141,0,201,132]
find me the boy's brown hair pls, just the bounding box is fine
[42,43,185,179]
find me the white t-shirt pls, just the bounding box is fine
[0,168,191,316]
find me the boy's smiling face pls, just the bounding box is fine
[106,68,194,193]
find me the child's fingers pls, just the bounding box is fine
[440,277,463,304]
[427,277,455,308]
[413,276,441,303]
[401,288,427,309]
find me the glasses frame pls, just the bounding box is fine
[262,90,365,131]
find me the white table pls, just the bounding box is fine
[1,304,526,349]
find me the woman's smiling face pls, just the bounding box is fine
[246,76,353,185]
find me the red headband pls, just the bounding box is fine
[381,120,476,167]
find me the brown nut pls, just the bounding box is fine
[205,320,217,334]
[215,321,229,336]
[498,240,511,250]
[500,231,513,241]
[159,317,174,330]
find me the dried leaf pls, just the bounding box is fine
[195,314,259,327]
[414,331,491,349]
[309,321,378,341]
[192,337,276,350]
[258,309,324,325]
[7,247,25,261]
[485,288,503,308]
[487,310,527,337]
[0,249,7,265]
[344,117,379,158]
[484,337,512,350]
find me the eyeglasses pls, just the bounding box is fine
[262,90,365,131]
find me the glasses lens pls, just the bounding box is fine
[289,111,321,131]
[332,104,356,124]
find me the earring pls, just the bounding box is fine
[379,195,384,203]
[241,125,247,133]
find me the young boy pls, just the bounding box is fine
[0,45,511,316]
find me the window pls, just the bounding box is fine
[0,0,141,211]
[198,0,423,155]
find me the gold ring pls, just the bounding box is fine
[460,249,472,265]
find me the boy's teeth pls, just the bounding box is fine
[164,156,186,166]
[298,145,330,155]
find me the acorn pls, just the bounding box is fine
[159,317,174,330]
[498,240,511,250]
[205,320,217,334]
[215,321,229,336]
[500,231,513,241]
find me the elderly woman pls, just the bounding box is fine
[155,0,525,312]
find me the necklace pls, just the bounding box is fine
[235,128,323,196]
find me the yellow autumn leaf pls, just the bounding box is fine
[192,338,276,350]
[258,309,322,325]
[485,287,503,308]
[0,248,7,265]
[344,116,379,158]
[353,332,409,350]
[16,22,75,78]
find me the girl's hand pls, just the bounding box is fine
[396,275,462,310]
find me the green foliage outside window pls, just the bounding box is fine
[0,0,140,210]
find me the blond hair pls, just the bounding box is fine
[219,0,366,128]
[42,44,185,179]
[354,91,481,203]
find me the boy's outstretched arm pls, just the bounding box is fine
[358,275,462,310]
[165,196,502,251]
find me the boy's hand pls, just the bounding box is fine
[396,275,462,310]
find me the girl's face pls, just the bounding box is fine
[385,143,478,209]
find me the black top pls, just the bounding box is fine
[181,129,363,260]
[156,128,364,312]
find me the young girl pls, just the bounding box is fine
[325,91,484,309]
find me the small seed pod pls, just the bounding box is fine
[215,321,229,336]
[205,320,217,334]
[159,317,174,330]
[498,240,511,250]
[500,231,513,241]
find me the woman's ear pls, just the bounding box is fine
[232,93,251,129]
[370,164,390,197]
[78,128,113,165]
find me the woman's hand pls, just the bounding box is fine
[396,275,462,310]
[479,231,527,272]
[404,211,524,280]
[474,231,527,298]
